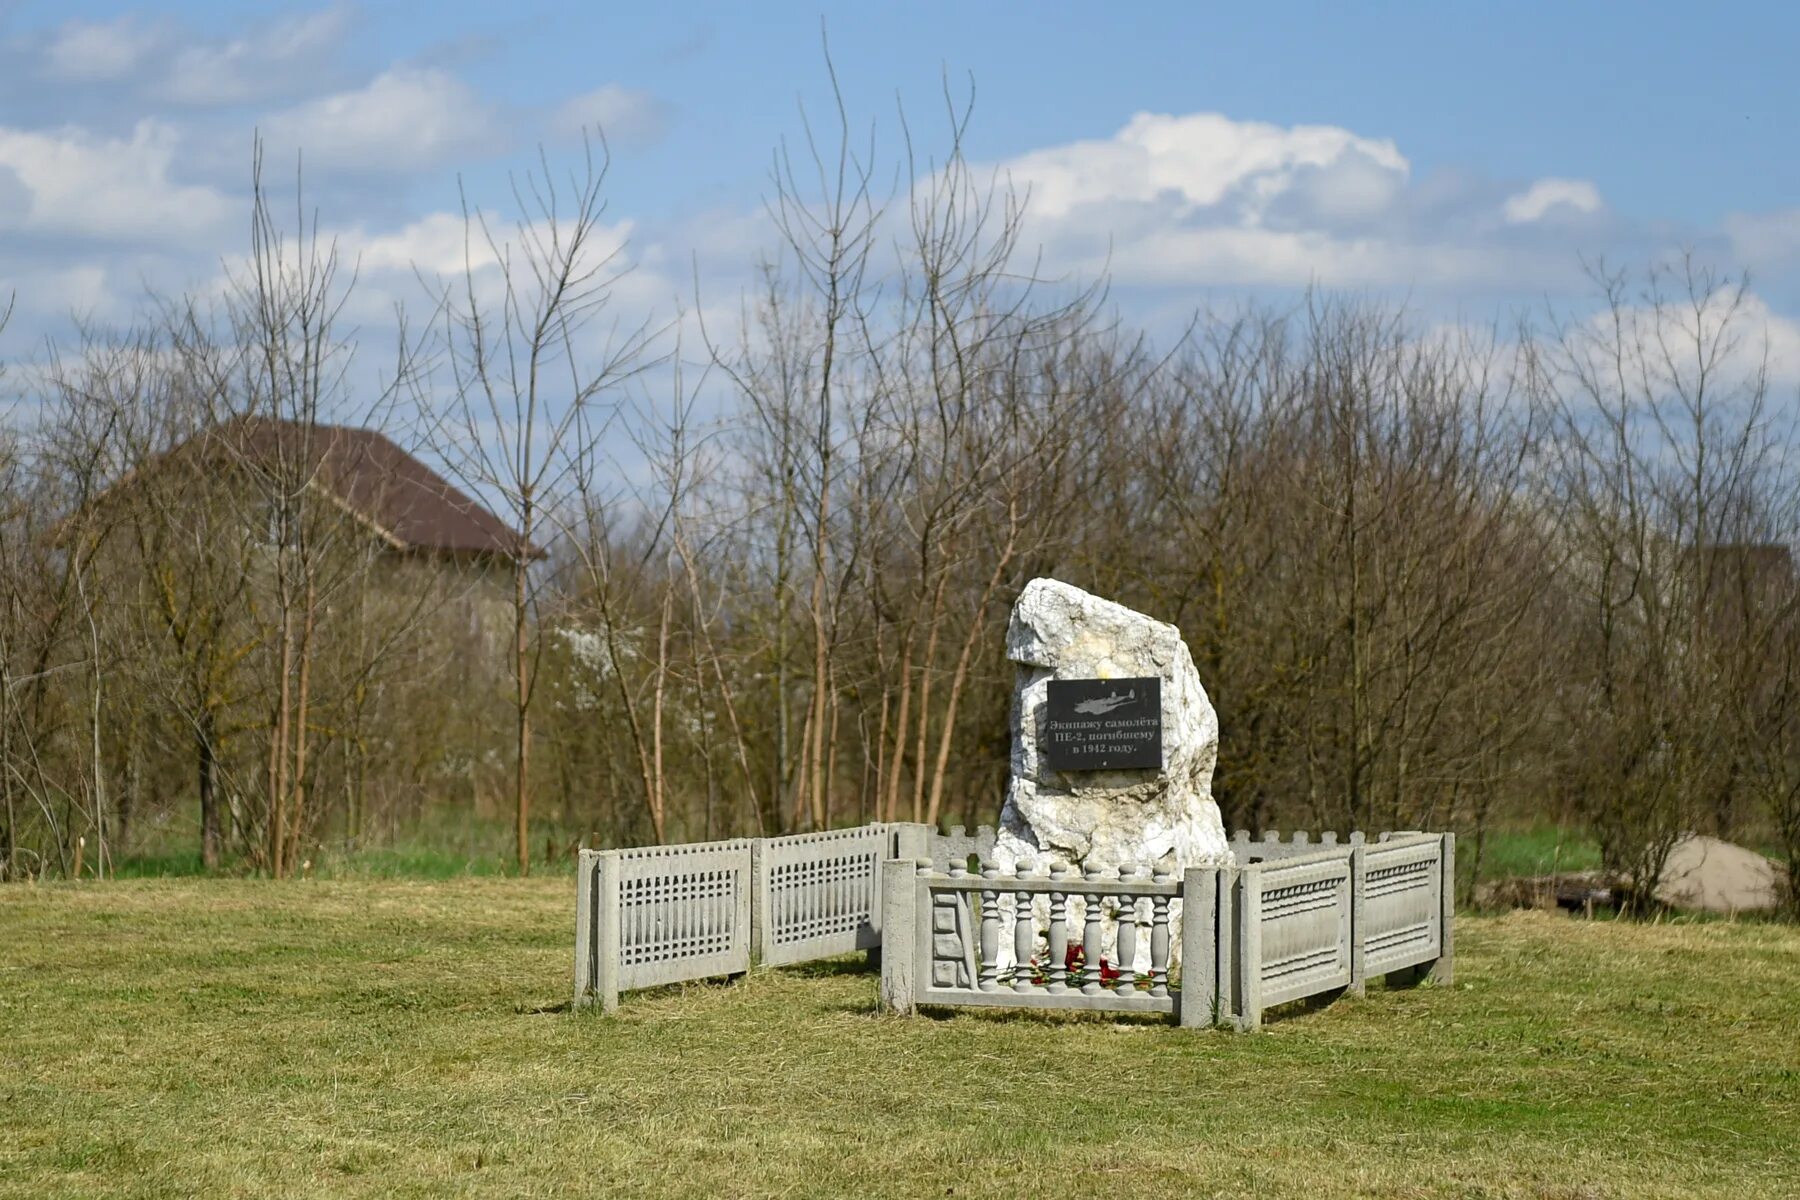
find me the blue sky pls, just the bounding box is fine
[3,1,1799,376]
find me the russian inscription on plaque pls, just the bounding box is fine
[1042,677,1163,771]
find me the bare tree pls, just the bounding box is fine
[428,138,659,872]
[1532,259,1785,910]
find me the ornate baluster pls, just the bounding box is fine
[1013,858,1038,994]
[1046,860,1070,993]
[1149,868,1172,998]
[1080,865,1105,995]
[978,862,1001,991]
[1115,865,1139,997]
[945,858,971,987]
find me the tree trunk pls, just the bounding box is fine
[882,625,916,823]
[267,602,294,879]
[514,550,531,876]
[925,535,1015,826]
[284,581,317,872]
[199,714,220,870]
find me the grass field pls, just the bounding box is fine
[2,880,1796,1199]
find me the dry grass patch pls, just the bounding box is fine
[2,881,1795,1198]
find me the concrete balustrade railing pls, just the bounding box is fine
[878,857,1233,1025]
[879,830,1455,1031]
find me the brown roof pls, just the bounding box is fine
[214,418,536,560]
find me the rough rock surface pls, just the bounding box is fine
[993,575,1231,877]
[1655,835,1787,913]
[992,578,1231,877]
[988,580,1230,972]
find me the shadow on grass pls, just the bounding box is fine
[517,999,572,1015]
[896,1004,1177,1028]
[773,954,880,979]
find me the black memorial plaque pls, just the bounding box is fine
[1041,677,1162,771]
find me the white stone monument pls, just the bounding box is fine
[991,579,1230,969]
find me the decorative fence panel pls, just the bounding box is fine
[575,839,754,1012]
[929,824,998,872]
[1231,829,1353,862]
[1361,833,1453,981]
[1236,849,1354,1026]
[755,825,910,967]
[576,823,933,1010]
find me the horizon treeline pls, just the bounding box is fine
[2,109,1798,914]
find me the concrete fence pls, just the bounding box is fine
[879,830,1454,1031]
[929,824,998,872]
[1231,828,1355,861]
[1360,832,1454,986]
[574,822,931,1011]
[573,837,753,1012]
[752,824,931,966]
[877,857,1233,1025]
[576,824,1452,1025]
[1236,846,1355,1027]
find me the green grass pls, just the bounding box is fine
[3,880,1796,1198]
[104,822,1614,885]
[1467,825,1606,881]
[106,815,592,881]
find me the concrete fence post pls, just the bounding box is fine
[1348,832,1367,998]
[574,849,600,1007]
[1237,863,1263,1032]
[1177,867,1216,1029]
[1216,866,1237,1028]
[879,858,920,1015]
[749,838,771,967]
[1427,832,1456,985]
[876,825,931,970]
[890,822,931,866]
[594,852,622,1014]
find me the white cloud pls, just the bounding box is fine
[335,210,634,282]
[41,17,166,83]
[346,213,495,278]
[259,67,504,173]
[0,121,233,243]
[248,210,652,336]
[552,84,670,146]
[1718,292,1800,386]
[1572,283,1800,391]
[998,111,1408,221]
[1099,227,1527,290]
[979,111,1607,294]
[156,6,353,106]
[1501,178,1603,224]
[1725,208,1800,271]
[7,264,114,316]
